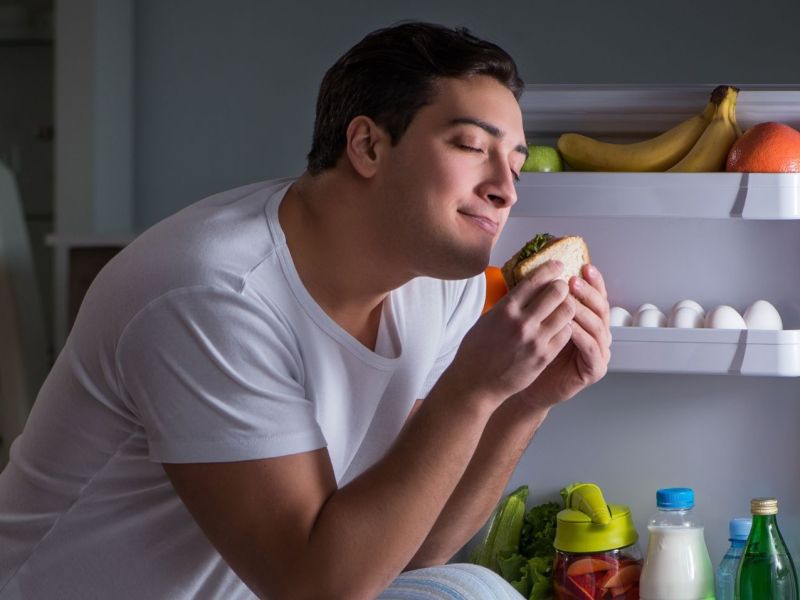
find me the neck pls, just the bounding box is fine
[280,171,411,348]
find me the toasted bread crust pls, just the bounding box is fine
[500,257,517,289]
[502,236,589,288]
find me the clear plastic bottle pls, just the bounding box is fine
[716,517,752,600]
[639,487,715,600]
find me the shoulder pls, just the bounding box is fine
[64,180,303,389]
[115,284,304,387]
[119,284,295,350]
[73,179,293,334]
[123,178,291,286]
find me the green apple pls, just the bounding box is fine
[522,145,564,173]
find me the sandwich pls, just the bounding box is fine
[501,233,590,289]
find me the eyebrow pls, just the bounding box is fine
[449,117,528,159]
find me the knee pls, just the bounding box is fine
[380,563,523,600]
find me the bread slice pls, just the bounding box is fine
[501,235,590,288]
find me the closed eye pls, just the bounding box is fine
[457,143,485,154]
[455,141,520,182]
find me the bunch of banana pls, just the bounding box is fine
[557,85,742,172]
[667,86,741,172]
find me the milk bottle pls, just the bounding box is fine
[640,487,715,600]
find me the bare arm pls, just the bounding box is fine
[407,263,611,567]
[405,394,549,569]
[163,260,575,599]
[164,378,494,600]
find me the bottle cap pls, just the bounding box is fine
[554,504,639,553]
[656,487,694,510]
[751,498,778,515]
[729,517,752,541]
[561,482,612,525]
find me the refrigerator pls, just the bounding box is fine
[471,83,800,568]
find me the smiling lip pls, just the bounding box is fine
[461,212,498,235]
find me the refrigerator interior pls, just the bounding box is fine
[461,85,800,567]
[492,214,800,566]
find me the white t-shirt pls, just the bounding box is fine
[0,178,484,599]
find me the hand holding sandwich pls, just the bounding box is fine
[449,234,610,413]
[445,258,578,409]
[518,261,611,412]
[496,233,610,412]
[405,237,610,569]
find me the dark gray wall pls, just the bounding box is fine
[133,0,800,228]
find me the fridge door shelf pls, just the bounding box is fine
[609,327,800,376]
[514,172,800,220]
[520,84,800,135]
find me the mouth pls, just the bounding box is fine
[459,211,499,236]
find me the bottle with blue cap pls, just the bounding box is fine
[716,517,752,600]
[639,487,715,600]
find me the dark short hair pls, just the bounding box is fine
[306,22,524,175]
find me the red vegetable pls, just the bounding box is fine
[555,551,641,600]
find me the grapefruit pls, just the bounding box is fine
[725,121,800,173]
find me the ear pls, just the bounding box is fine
[344,116,390,179]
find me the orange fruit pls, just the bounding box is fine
[726,122,800,173]
[483,266,508,314]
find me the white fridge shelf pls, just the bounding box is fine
[514,172,800,220]
[609,327,800,376]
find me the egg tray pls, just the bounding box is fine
[608,327,800,376]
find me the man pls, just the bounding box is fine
[0,22,610,599]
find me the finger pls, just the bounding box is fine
[507,260,564,305]
[570,274,610,325]
[581,264,608,304]
[537,295,576,340]
[523,279,572,325]
[573,302,612,352]
[550,321,573,354]
[528,319,572,363]
[570,319,609,380]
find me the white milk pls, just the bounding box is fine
[640,525,715,600]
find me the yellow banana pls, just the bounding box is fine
[557,98,716,172]
[730,90,744,138]
[667,86,739,172]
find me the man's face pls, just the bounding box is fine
[372,75,526,280]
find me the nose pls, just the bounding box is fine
[479,154,518,209]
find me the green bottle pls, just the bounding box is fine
[735,498,798,600]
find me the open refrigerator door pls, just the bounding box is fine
[481,84,800,574]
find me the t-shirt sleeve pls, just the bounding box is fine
[419,274,485,398]
[116,286,326,463]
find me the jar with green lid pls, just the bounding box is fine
[553,483,642,600]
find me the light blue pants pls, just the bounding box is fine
[378,563,524,600]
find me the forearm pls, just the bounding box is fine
[406,394,550,569]
[295,378,498,599]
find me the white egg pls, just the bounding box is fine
[704,305,746,329]
[669,306,705,328]
[743,300,783,330]
[609,306,633,327]
[635,303,659,316]
[634,308,667,328]
[670,299,705,319]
